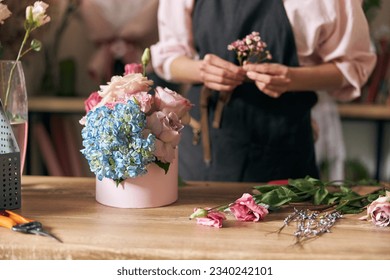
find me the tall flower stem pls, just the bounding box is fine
[3,28,31,113]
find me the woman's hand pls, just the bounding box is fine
[200,54,246,91]
[243,63,291,98]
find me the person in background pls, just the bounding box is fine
[151,0,376,182]
[80,0,178,90]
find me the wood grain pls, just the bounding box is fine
[0,176,389,260]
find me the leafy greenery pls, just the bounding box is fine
[253,176,387,214]
[363,0,381,14]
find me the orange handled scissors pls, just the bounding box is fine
[0,210,62,243]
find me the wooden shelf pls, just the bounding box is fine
[338,104,390,120]
[28,96,85,114]
[28,97,390,120]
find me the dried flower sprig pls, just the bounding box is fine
[277,208,343,245]
[227,31,272,66]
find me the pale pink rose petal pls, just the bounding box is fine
[132,92,154,113]
[154,87,193,119]
[364,195,390,227]
[153,139,176,163]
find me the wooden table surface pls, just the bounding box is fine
[1,176,389,260]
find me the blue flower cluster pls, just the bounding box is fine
[81,100,156,183]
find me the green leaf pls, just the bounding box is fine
[313,187,329,205]
[324,196,339,205]
[340,185,352,193]
[154,160,170,174]
[289,176,322,192]
[255,186,301,208]
[253,185,281,193]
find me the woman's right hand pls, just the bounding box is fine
[200,54,246,91]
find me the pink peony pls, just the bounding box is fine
[192,208,226,228]
[84,91,102,113]
[154,87,192,123]
[124,63,143,75]
[97,73,153,107]
[229,193,269,222]
[361,194,390,227]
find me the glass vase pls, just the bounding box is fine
[0,60,28,173]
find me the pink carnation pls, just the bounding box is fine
[193,208,226,228]
[124,63,143,75]
[84,91,102,113]
[229,193,268,222]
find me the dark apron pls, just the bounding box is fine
[179,0,319,182]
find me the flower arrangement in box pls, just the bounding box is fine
[80,49,192,208]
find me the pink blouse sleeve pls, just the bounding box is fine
[150,0,196,81]
[284,0,376,101]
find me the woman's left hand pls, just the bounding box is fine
[243,63,291,98]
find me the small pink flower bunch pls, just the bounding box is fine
[80,49,193,182]
[190,193,269,228]
[227,31,272,65]
[360,191,390,227]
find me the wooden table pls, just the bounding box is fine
[1,176,389,260]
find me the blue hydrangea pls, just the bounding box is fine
[81,100,156,183]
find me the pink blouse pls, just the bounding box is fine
[151,0,376,101]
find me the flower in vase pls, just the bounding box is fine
[80,49,193,184]
[0,1,11,25]
[1,1,50,112]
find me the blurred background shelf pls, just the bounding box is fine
[338,103,390,120]
[28,96,85,113]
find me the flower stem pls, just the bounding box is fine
[4,28,31,113]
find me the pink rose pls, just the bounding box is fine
[229,193,269,222]
[193,208,226,228]
[147,111,184,162]
[132,92,154,113]
[124,63,143,75]
[363,195,390,227]
[153,139,176,163]
[84,91,102,113]
[154,87,192,123]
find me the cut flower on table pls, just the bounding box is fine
[190,193,269,228]
[359,191,390,227]
[80,49,192,185]
[190,177,389,230]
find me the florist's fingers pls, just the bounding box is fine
[243,62,289,76]
[201,54,246,82]
[254,81,286,98]
[204,81,238,92]
[247,71,290,94]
